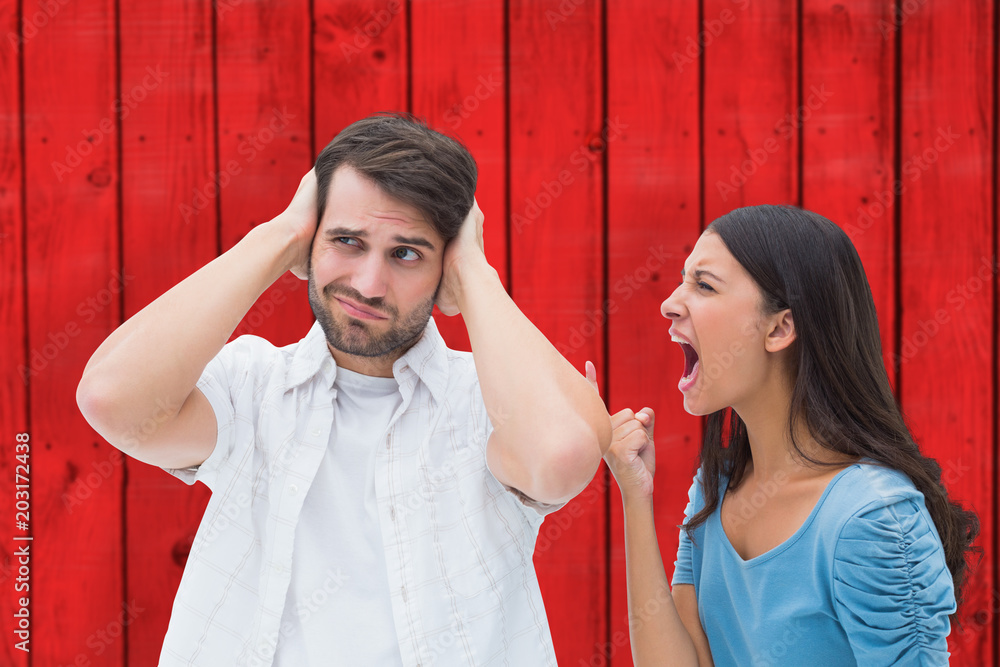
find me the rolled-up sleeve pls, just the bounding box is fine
[161,336,262,493]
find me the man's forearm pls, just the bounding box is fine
[77,220,297,443]
[456,255,611,504]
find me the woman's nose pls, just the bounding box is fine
[660,284,685,320]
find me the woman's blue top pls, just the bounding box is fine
[671,462,955,666]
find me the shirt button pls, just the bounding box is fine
[312,428,321,437]
[400,585,407,603]
[386,436,391,450]
[389,506,396,521]
[289,484,298,495]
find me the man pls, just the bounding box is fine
[77,113,610,666]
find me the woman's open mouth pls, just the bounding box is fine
[672,334,700,391]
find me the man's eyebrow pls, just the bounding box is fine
[393,235,437,252]
[325,227,367,239]
[325,227,437,252]
[680,268,726,283]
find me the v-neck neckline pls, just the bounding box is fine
[715,463,858,567]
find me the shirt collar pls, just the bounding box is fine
[285,316,450,404]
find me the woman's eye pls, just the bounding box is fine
[393,247,420,261]
[697,281,715,292]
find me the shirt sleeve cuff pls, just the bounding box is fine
[160,374,232,492]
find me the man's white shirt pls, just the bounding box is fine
[273,366,403,665]
[158,317,562,666]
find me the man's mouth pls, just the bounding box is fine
[671,334,700,391]
[334,297,388,321]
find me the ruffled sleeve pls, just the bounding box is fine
[832,498,955,666]
[671,468,704,587]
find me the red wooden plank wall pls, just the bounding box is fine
[120,3,216,663]
[0,1,997,665]
[900,3,995,664]
[1,1,27,665]
[508,2,606,663]
[606,1,701,664]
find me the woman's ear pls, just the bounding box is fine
[764,309,796,352]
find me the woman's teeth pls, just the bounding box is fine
[671,335,701,386]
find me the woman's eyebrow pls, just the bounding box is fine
[680,268,726,283]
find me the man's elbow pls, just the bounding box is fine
[77,375,130,446]
[530,423,606,505]
[76,375,146,453]
[77,373,111,431]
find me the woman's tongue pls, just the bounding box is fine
[682,342,700,379]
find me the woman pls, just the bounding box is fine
[596,205,979,666]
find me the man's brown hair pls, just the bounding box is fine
[314,112,478,241]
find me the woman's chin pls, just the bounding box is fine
[681,390,721,417]
[681,393,704,416]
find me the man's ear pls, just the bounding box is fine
[764,309,796,353]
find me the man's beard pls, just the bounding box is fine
[308,272,436,360]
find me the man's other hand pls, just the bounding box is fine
[276,169,320,280]
[436,197,489,316]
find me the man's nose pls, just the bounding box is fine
[351,253,388,301]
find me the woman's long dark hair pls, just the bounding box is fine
[684,205,979,615]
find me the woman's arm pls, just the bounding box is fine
[622,491,712,666]
[672,586,714,666]
[588,359,712,666]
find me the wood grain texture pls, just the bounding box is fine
[899,1,995,663]
[119,0,217,662]
[217,0,314,348]
[0,1,996,664]
[508,0,607,662]
[410,0,507,353]
[801,0,898,386]
[703,0,799,216]
[22,0,124,663]
[606,0,702,664]
[314,0,409,152]
[0,0,28,664]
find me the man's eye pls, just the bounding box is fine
[393,247,420,261]
[337,237,360,247]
